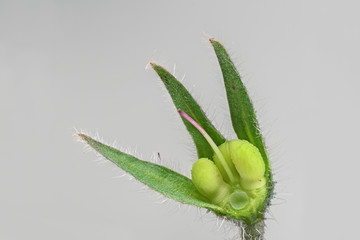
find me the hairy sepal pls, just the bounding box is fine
[151,63,226,159]
[79,134,222,211]
[210,39,274,215]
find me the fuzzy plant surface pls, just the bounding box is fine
[78,38,274,240]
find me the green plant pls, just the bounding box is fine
[78,38,274,240]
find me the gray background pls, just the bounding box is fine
[1,0,359,239]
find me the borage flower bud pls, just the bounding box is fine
[230,140,266,190]
[79,39,274,238]
[191,158,230,204]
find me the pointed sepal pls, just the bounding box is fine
[151,63,225,159]
[79,134,222,211]
[209,39,272,180]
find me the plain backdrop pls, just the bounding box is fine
[1,1,360,239]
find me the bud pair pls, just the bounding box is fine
[179,109,266,208]
[191,158,230,204]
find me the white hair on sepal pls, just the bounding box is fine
[75,129,110,166]
[123,174,198,218]
[145,49,161,72]
[226,220,242,240]
[180,72,186,83]
[186,204,246,240]
[172,63,176,76]
[201,31,213,43]
[113,144,145,182]
[269,182,290,207]
[264,208,279,224]
[212,216,250,240]
[145,61,153,72]
[75,129,138,180]
[189,205,235,239]
[75,129,204,214]
[135,180,220,225]
[195,210,220,232]
[267,138,293,187]
[263,130,291,211]
[74,127,101,152]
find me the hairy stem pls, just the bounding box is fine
[233,220,265,240]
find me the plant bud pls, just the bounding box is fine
[213,141,240,184]
[230,140,266,190]
[191,158,230,204]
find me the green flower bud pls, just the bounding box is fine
[229,140,266,190]
[191,158,230,204]
[213,141,240,184]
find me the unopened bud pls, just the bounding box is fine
[191,158,230,204]
[230,140,266,190]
